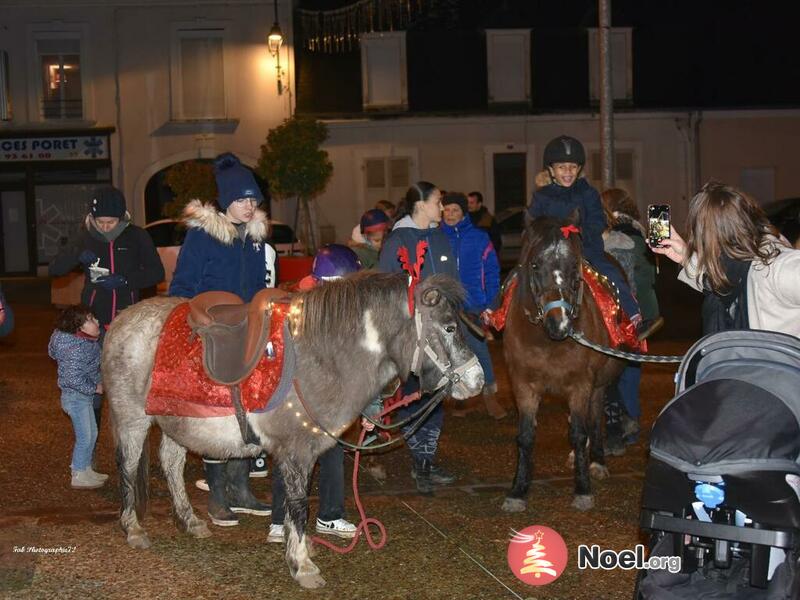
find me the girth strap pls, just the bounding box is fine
[230,384,260,446]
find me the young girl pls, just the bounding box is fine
[48,305,107,489]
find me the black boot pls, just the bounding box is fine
[226,458,272,516]
[412,457,434,496]
[411,462,457,485]
[204,460,239,527]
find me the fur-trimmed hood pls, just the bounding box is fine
[182,199,269,245]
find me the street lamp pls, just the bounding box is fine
[268,2,284,95]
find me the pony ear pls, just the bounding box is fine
[420,287,441,307]
[567,207,581,226]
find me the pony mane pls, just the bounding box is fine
[521,216,576,263]
[294,271,464,346]
[294,271,408,343]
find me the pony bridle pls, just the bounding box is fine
[526,266,584,325]
[410,308,480,390]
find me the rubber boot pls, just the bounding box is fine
[412,457,434,496]
[482,383,507,420]
[204,460,239,527]
[226,458,272,517]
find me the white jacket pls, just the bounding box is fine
[678,241,800,337]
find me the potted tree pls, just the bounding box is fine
[257,118,333,255]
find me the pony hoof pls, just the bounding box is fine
[296,572,326,589]
[589,463,610,480]
[501,497,527,513]
[126,532,151,549]
[186,520,212,539]
[566,450,575,468]
[571,495,595,512]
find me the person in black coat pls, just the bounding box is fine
[49,186,165,328]
[49,186,165,432]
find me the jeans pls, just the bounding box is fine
[394,376,443,462]
[61,389,98,471]
[463,322,495,386]
[618,364,642,420]
[271,445,345,524]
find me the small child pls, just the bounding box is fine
[48,305,108,489]
[529,135,652,339]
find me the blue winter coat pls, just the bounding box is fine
[169,201,277,302]
[48,330,102,396]
[378,216,459,281]
[440,217,500,313]
[0,283,13,337]
[528,177,607,259]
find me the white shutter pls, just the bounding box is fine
[588,28,633,102]
[486,29,530,104]
[180,35,225,119]
[360,32,407,110]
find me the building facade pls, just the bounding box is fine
[0,0,294,276]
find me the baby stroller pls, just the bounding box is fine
[636,330,800,599]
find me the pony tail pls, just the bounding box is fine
[396,181,437,220]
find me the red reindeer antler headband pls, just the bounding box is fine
[397,240,429,314]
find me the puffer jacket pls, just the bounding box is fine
[440,216,500,313]
[48,214,165,327]
[169,200,278,301]
[378,215,459,281]
[528,177,607,259]
[48,330,102,396]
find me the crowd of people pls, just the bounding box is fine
[24,135,799,539]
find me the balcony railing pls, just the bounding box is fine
[41,98,82,120]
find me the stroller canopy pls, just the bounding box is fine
[651,330,800,477]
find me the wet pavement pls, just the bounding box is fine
[0,298,691,599]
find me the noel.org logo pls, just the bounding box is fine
[506,525,568,586]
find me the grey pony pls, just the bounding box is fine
[103,271,483,589]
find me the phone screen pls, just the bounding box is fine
[648,205,670,247]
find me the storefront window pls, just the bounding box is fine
[35,183,104,263]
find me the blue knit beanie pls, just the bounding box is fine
[214,153,264,210]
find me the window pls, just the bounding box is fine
[486,29,531,105]
[363,157,410,206]
[37,38,82,120]
[172,29,226,119]
[360,32,407,110]
[587,27,632,103]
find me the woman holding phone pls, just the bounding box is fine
[651,181,800,336]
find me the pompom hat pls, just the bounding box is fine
[214,152,264,210]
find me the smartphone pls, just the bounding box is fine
[647,204,670,248]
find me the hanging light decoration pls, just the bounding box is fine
[298,0,426,54]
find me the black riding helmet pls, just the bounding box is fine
[543,135,586,168]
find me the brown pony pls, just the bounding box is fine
[502,215,624,512]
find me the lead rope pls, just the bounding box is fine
[569,330,684,363]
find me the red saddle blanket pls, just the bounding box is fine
[486,265,646,352]
[146,302,291,417]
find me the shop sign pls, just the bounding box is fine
[0,135,108,162]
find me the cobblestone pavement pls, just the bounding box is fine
[0,302,690,600]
